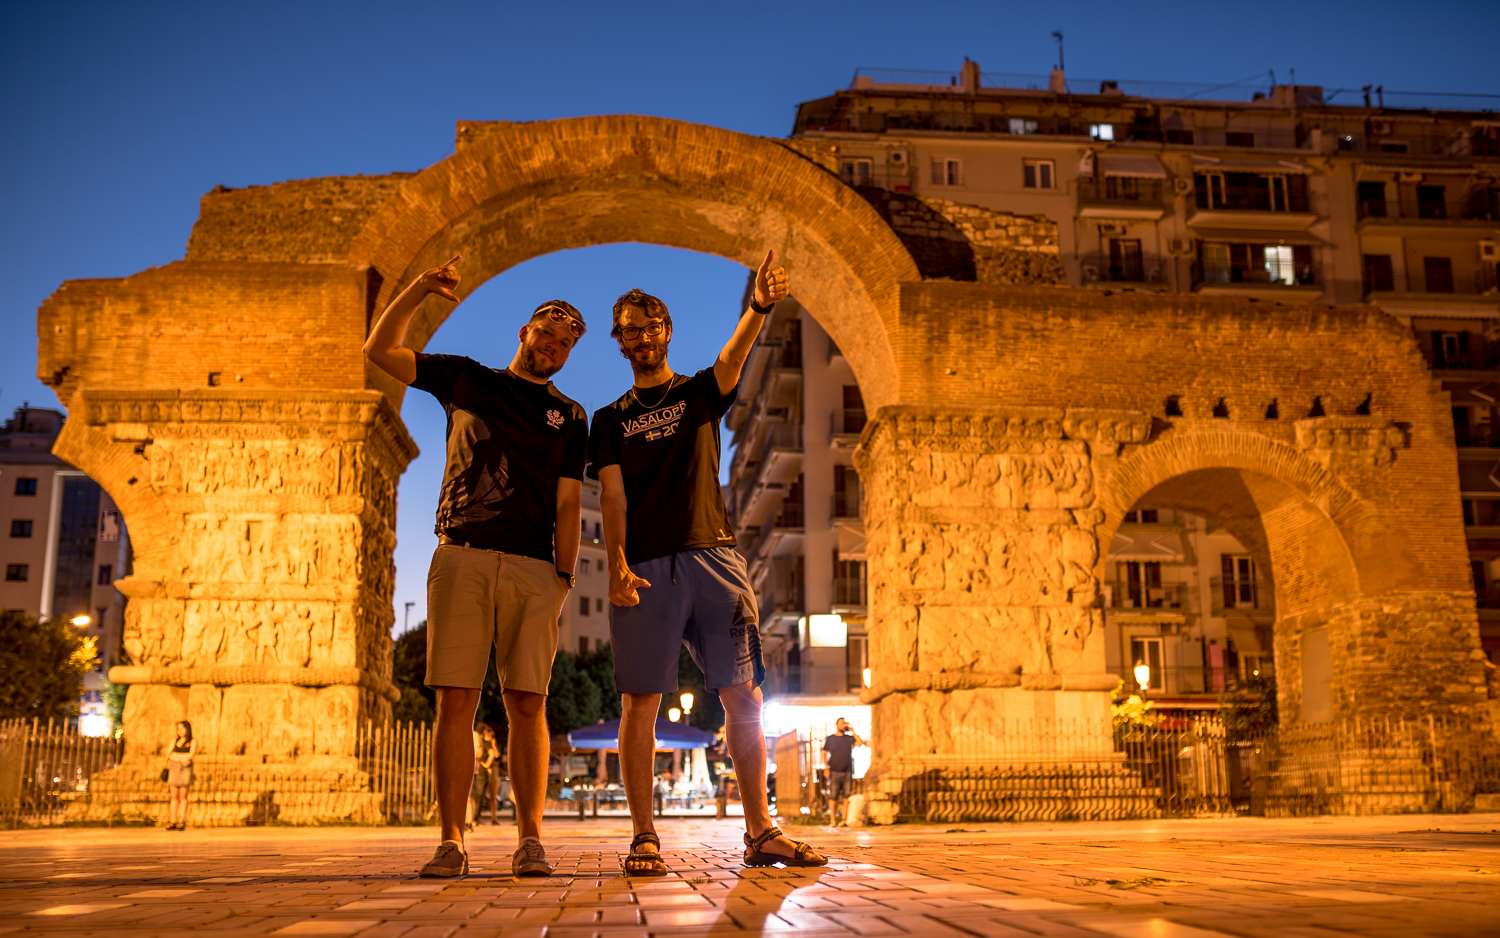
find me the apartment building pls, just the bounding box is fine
[0,405,130,732]
[727,62,1500,707]
[559,478,610,656]
[725,299,870,719]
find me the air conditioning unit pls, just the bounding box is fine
[888,149,908,165]
[1172,177,1193,195]
[1168,238,1192,256]
[1371,120,1393,135]
[1098,223,1125,236]
[1398,171,1423,184]
[1082,264,1100,282]
[1481,240,1497,261]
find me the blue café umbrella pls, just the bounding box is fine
[567,718,715,751]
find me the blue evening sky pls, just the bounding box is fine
[2,0,1495,632]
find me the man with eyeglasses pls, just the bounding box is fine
[364,254,589,879]
[588,250,828,875]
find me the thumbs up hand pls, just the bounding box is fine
[753,248,789,309]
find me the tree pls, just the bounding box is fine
[1218,673,1279,741]
[545,649,601,735]
[0,610,96,720]
[575,643,621,721]
[391,621,436,724]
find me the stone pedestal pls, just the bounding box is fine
[55,389,415,825]
[856,406,1155,822]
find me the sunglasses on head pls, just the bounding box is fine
[538,306,586,338]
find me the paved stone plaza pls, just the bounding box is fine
[2,814,1498,937]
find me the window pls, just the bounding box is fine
[597,558,605,573]
[1201,242,1314,286]
[1363,254,1394,292]
[1225,131,1255,147]
[1417,185,1447,219]
[1357,181,1387,218]
[578,636,590,654]
[578,595,590,616]
[97,564,112,586]
[1121,561,1164,608]
[1022,159,1054,189]
[1474,561,1490,606]
[593,522,601,541]
[1221,555,1257,608]
[929,158,962,186]
[1241,653,1271,679]
[1008,118,1037,135]
[1090,123,1114,141]
[596,598,603,613]
[5,565,26,581]
[1108,239,1143,281]
[1424,256,1455,293]
[1164,129,1194,145]
[846,635,868,692]
[1123,509,1159,524]
[13,478,36,496]
[1465,499,1477,526]
[839,158,873,187]
[1194,172,1306,212]
[10,520,32,538]
[1129,637,1164,691]
[1435,332,1471,370]
[833,465,861,518]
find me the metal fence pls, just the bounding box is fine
[0,718,124,827]
[356,720,436,825]
[774,712,1500,824]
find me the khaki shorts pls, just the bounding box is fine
[425,545,565,694]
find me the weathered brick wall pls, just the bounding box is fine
[185,175,413,265]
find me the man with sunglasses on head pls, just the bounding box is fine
[364,254,589,879]
[588,250,827,875]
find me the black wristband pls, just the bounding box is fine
[749,297,775,315]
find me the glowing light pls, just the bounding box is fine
[70,615,91,626]
[680,692,694,714]
[667,708,681,722]
[862,668,872,688]
[1133,663,1151,691]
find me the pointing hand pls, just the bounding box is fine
[417,254,463,302]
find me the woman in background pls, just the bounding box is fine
[164,720,197,830]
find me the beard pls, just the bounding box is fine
[621,339,669,377]
[520,343,562,380]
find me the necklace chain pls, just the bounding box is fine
[633,376,675,410]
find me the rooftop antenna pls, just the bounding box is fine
[1051,29,1064,71]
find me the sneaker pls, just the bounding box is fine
[418,840,469,878]
[512,838,554,877]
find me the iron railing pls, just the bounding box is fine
[831,492,862,520]
[1078,253,1165,285]
[1210,577,1275,615]
[1077,178,1166,207]
[1102,580,1191,611]
[1357,198,1500,222]
[0,718,123,827]
[834,573,868,608]
[1364,267,1500,296]
[1194,258,1320,289]
[831,409,867,437]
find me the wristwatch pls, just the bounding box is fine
[749,296,776,314]
[557,569,576,589]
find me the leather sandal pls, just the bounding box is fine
[743,825,828,867]
[623,831,669,877]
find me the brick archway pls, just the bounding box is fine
[346,116,915,411]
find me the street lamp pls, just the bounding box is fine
[668,708,681,722]
[862,668,872,688]
[70,614,91,627]
[1133,662,1151,693]
[679,692,694,718]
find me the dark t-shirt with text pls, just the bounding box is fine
[823,733,856,773]
[411,353,587,563]
[586,368,737,564]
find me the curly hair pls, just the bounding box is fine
[610,288,671,338]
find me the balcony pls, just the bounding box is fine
[1076,179,1166,221]
[833,574,868,611]
[1357,198,1500,227]
[831,491,862,521]
[774,499,805,530]
[1192,258,1323,301]
[1189,176,1315,230]
[1364,267,1499,300]
[830,409,867,447]
[1079,252,1165,288]
[1335,130,1500,158]
[1102,581,1191,613]
[1210,578,1275,617]
[1112,663,1273,697]
[757,424,804,484]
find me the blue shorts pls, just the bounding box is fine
[610,547,764,694]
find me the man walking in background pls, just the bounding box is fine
[590,250,827,874]
[823,717,863,826]
[364,254,589,878]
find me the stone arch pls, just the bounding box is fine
[346,115,918,411]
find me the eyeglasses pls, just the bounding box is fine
[538,306,585,338]
[618,320,666,342]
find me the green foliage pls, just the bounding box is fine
[391,621,438,724]
[545,649,602,734]
[102,676,127,732]
[1111,694,1158,740]
[1218,672,1279,741]
[575,643,621,721]
[0,609,96,720]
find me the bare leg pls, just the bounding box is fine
[433,686,481,844]
[502,689,548,843]
[620,692,662,856]
[719,681,812,859]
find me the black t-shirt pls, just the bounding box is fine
[586,368,737,564]
[411,353,588,563]
[823,733,855,773]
